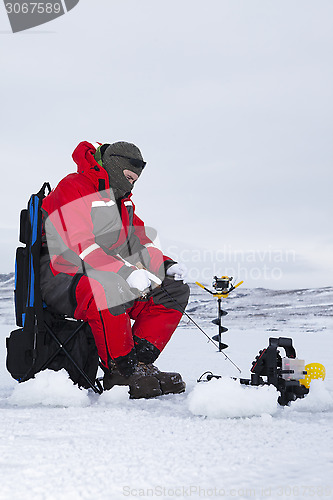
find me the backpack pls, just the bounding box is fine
[6,183,102,393]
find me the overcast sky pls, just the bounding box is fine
[1,0,332,288]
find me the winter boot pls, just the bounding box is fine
[137,363,186,395]
[103,364,162,399]
[128,375,162,399]
[155,372,186,395]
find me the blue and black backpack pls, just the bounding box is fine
[6,183,102,393]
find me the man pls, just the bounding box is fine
[40,140,190,398]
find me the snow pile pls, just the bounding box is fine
[7,369,90,407]
[288,379,333,412]
[98,385,129,405]
[188,377,278,418]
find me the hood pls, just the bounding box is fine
[72,141,110,192]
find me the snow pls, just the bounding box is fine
[7,370,90,408]
[188,377,279,418]
[0,277,333,499]
[284,379,333,413]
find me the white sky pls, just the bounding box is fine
[1,0,332,288]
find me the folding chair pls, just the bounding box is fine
[6,183,103,394]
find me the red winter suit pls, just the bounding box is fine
[40,141,189,374]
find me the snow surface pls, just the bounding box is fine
[1,276,333,499]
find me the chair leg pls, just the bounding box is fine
[42,321,103,394]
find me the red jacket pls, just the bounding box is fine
[41,141,173,281]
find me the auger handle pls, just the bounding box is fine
[195,281,214,294]
[228,280,244,293]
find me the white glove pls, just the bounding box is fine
[126,269,151,291]
[166,263,187,281]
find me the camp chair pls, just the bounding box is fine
[6,183,103,394]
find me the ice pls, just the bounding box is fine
[0,278,333,498]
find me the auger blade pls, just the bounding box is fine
[212,325,228,332]
[212,335,229,349]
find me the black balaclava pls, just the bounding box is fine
[97,142,146,199]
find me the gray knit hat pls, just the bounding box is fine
[99,142,146,199]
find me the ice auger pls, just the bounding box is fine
[195,276,325,406]
[195,276,243,350]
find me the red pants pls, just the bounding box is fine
[73,275,189,368]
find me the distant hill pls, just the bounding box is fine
[0,273,14,284]
[0,273,331,333]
